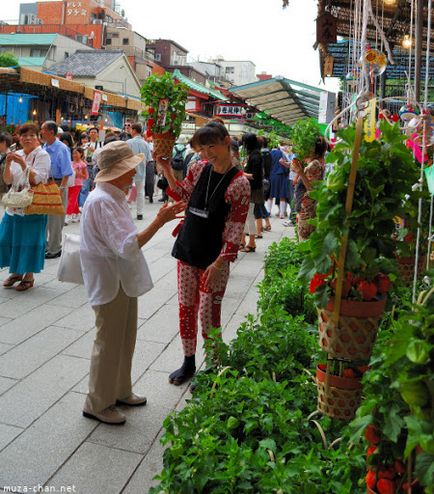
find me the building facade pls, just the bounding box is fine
[212,59,257,86]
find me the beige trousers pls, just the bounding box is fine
[46,186,68,255]
[84,286,138,414]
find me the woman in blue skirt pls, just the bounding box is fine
[0,123,51,291]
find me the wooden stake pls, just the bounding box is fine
[332,116,364,325]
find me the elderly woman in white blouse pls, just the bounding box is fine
[80,140,185,425]
[0,123,51,291]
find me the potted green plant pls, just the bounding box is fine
[140,72,188,157]
[290,117,322,161]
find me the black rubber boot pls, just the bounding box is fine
[168,355,196,385]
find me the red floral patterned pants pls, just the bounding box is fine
[177,260,230,357]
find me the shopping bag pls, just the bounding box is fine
[25,180,65,215]
[57,233,84,284]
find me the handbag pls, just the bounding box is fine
[1,167,34,209]
[57,233,84,284]
[24,179,65,215]
[157,175,168,190]
[66,171,76,188]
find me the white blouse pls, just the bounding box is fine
[80,182,153,306]
[6,146,51,216]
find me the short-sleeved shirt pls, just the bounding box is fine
[127,136,151,183]
[43,139,73,180]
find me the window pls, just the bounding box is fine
[154,53,161,61]
[64,52,69,59]
[122,38,129,45]
[30,48,48,57]
[225,66,235,74]
[111,32,119,38]
[106,38,112,45]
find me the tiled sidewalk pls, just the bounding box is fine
[0,204,291,494]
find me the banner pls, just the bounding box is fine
[91,90,102,115]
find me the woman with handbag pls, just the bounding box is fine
[0,123,51,291]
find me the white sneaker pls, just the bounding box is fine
[72,214,80,223]
[83,405,126,425]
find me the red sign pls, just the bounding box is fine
[91,90,102,115]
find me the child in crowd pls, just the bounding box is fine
[66,147,88,223]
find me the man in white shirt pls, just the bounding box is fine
[80,140,184,425]
[127,123,151,220]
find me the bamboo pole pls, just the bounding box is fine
[332,116,364,325]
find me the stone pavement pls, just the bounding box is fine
[0,202,291,494]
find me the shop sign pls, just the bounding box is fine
[215,104,253,118]
[51,78,60,88]
[91,90,102,115]
[66,1,87,17]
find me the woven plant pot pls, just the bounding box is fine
[318,298,386,360]
[397,255,426,285]
[153,132,176,159]
[316,365,362,421]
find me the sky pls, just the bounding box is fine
[0,0,338,92]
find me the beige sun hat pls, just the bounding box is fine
[95,140,144,183]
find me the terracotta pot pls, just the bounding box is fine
[318,298,386,360]
[316,366,362,390]
[397,255,426,285]
[153,132,176,159]
[316,365,362,420]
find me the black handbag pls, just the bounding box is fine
[157,176,168,190]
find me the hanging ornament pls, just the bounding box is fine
[399,104,419,122]
[359,49,388,77]
[345,70,358,87]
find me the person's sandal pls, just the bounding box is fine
[3,274,23,288]
[15,279,35,292]
[264,225,271,231]
[238,243,245,250]
[240,246,256,253]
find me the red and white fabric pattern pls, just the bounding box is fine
[177,260,230,357]
[167,161,251,263]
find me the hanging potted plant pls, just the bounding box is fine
[300,121,421,420]
[141,72,188,158]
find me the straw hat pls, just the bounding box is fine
[95,141,144,183]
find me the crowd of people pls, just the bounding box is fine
[0,117,326,425]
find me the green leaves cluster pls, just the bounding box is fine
[352,280,434,492]
[0,52,18,68]
[140,72,188,137]
[150,239,365,494]
[300,121,421,307]
[290,118,322,161]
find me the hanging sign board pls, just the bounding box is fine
[316,12,337,45]
[424,165,434,195]
[91,90,102,115]
[364,98,377,142]
[51,79,60,88]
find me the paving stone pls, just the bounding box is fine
[138,285,177,320]
[137,303,179,344]
[223,314,247,342]
[0,286,63,319]
[89,370,186,455]
[72,374,89,395]
[148,257,177,284]
[49,284,89,308]
[54,304,96,332]
[0,376,17,395]
[49,441,142,494]
[0,423,23,451]
[62,330,94,359]
[0,304,73,345]
[150,333,205,373]
[0,326,83,379]
[122,432,165,494]
[0,354,89,427]
[0,342,12,355]
[0,316,12,328]
[0,393,98,487]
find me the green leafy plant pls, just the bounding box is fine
[140,72,188,137]
[0,52,18,68]
[300,121,420,307]
[290,118,322,161]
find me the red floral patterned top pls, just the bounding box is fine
[167,161,251,262]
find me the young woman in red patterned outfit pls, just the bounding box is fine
[156,122,250,385]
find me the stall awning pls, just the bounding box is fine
[229,77,322,126]
[173,69,227,101]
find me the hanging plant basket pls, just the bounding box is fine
[396,255,427,285]
[152,131,177,159]
[318,298,387,360]
[316,365,362,421]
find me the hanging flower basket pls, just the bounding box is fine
[140,72,188,159]
[396,255,427,285]
[318,298,387,360]
[316,365,362,420]
[152,131,177,159]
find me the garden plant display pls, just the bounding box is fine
[140,72,188,157]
